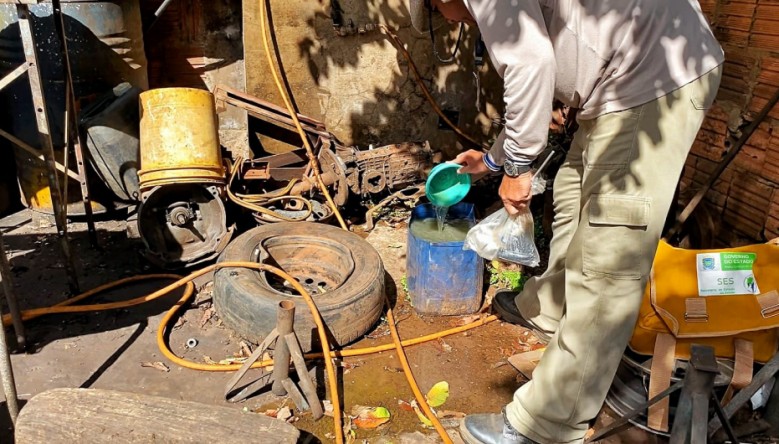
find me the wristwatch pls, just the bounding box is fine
[503,160,532,177]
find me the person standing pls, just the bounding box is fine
[407,0,723,442]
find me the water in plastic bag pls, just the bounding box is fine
[463,208,540,267]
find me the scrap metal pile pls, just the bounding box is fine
[114,85,437,269]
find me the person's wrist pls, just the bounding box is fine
[503,160,532,177]
[482,152,502,172]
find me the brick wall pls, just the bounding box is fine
[681,0,779,244]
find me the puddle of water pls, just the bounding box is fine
[410,218,471,243]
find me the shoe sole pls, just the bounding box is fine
[492,293,551,344]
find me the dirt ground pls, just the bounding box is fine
[0,208,661,443]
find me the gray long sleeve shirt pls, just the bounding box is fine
[463,0,724,167]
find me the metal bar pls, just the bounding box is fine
[281,377,310,411]
[53,0,97,248]
[708,350,779,436]
[145,0,176,33]
[0,232,26,351]
[586,380,685,443]
[284,332,324,420]
[0,235,20,425]
[710,392,740,444]
[224,329,278,402]
[668,86,779,242]
[17,3,79,293]
[272,301,294,396]
[0,63,29,92]
[0,127,80,181]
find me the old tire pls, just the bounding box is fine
[213,222,385,351]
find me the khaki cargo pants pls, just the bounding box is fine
[506,66,722,443]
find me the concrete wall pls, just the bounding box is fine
[142,0,247,155]
[243,0,505,157]
[681,0,779,245]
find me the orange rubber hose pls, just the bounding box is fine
[258,0,348,233]
[1,274,190,326]
[384,298,453,443]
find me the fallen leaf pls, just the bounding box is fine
[437,410,466,419]
[437,338,452,353]
[425,381,449,408]
[410,400,433,427]
[323,400,334,417]
[351,405,391,429]
[141,361,170,372]
[276,406,292,421]
[383,365,403,373]
[398,399,414,412]
[199,306,215,328]
[317,285,328,294]
[203,355,217,365]
[388,243,403,248]
[218,357,247,365]
[343,416,356,444]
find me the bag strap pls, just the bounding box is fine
[757,290,779,318]
[647,333,676,432]
[721,339,754,405]
[684,297,709,323]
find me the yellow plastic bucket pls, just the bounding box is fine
[138,88,225,189]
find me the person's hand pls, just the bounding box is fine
[453,149,489,178]
[499,172,533,215]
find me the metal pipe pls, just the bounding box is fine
[0,232,25,351]
[284,332,324,419]
[0,234,20,425]
[272,300,294,396]
[53,0,98,248]
[145,0,176,32]
[289,172,337,196]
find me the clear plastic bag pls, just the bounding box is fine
[463,208,540,267]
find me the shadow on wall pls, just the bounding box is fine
[249,0,504,159]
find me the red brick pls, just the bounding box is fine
[753,82,779,99]
[755,4,779,20]
[720,75,751,94]
[717,89,750,107]
[734,144,767,173]
[748,95,779,119]
[692,137,728,161]
[721,14,754,31]
[723,206,765,238]
[719,1,756,18]
[719,28,751,47]
[701,115,729,135]
[748,123,772,149]
[706,103,731,122]
[727,174,774,211]
[749,33,779,51]
[761,55,779,72]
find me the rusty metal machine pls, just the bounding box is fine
[134,88,232,268]
[215,85,436,224]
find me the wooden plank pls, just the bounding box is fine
[15,388,300,443]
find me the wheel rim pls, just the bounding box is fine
[251,234,356,297]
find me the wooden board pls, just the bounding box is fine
[15,388,299,443]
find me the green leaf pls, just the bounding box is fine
[425,381,449,408]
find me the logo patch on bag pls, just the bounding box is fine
[696,252,760,296]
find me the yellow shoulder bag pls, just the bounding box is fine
[629,239,779,432]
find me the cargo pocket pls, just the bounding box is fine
[582,195,651,279]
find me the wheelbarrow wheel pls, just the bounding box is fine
[213,222,385,351]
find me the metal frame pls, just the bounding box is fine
[0,2,83,293]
